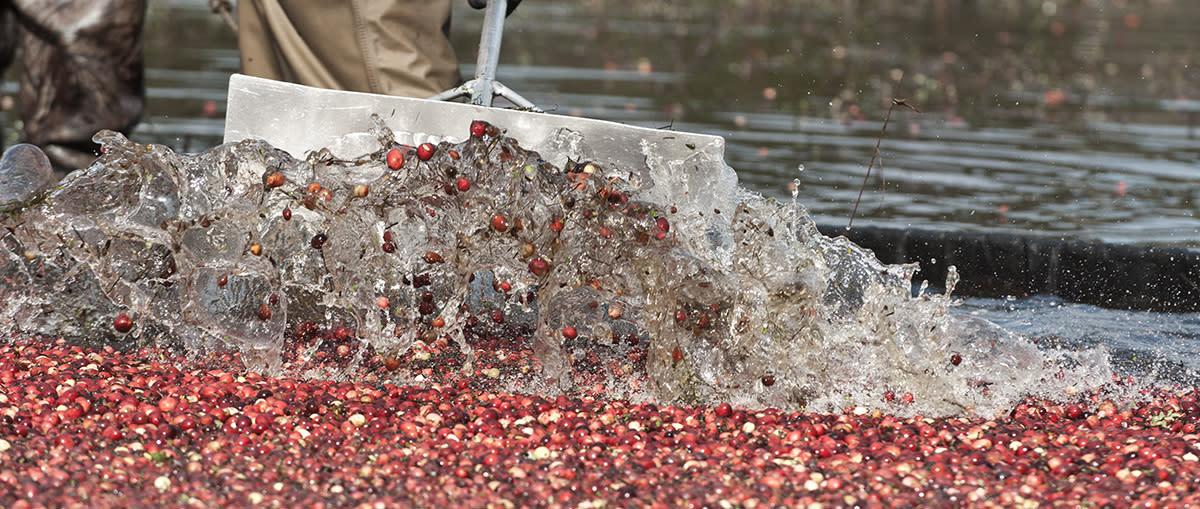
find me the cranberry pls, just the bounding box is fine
[470,120,488,138]
[715,403,732,417]
[528,258,550,276]
[311,233,328,249]
[386,148,404,170]
[491,214,509,232]
[265,171,285,188]
[417,143,436,161]
[282,208,292,220]
[562,326,577,340]
[113,313,133,333]
[457,177,471,192]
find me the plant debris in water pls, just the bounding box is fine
[0,117,1119,417]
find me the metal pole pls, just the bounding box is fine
[472,0,508,106]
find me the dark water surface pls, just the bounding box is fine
[7,0,1199,380]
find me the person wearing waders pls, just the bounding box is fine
[0,0,147,175]
[237,0,520,97]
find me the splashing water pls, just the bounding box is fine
[0,117,1118,417]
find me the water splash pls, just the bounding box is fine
[0,118,1116,416]
[0,144,54,210]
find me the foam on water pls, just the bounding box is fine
[0,118,1121,416]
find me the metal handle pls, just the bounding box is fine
[427,0,539,110]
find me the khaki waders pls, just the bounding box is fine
[237,0,461,99]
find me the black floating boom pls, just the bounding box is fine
[817,224,1200,313]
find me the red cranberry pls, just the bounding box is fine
[715,403,732,417]
[417,143,436,161]
[386,148,404,170]
[113,313,133,333]
[456,177,471,192]
[528,258,550,276]
[562,326,577,340]
[470,120,488,138]
[491,214,509,232]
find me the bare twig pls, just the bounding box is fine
[210,0,238,34]
[847,98,919,229]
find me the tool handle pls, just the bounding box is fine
[471,0,507,105]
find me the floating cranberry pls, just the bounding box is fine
[113,313,133,333]
[417,143,436,161]
[257,303,272,320]
[225,414,252,434]
[761,375,776,387]
[456,177,471,192]
[491,310,504,324]
[498,281,511,293]
[423,251,444,264]
[353,184,369,197]
[528,258,550,276]
[656,217,670,232]
[311,233,328,249]
[561,326,577,339]
[674,310,686,323]
[377,296,390,310]
[491,214,508,232]
[550,217,564,232]
[470,120,488,138]
[282,208,292,220]
[217,274,228,287]
[672,348,684,363]
[386,148,404,170]
[950,353,962,366]
[902,392,915,404]
[884,391,895,402]
[382,242,395,253]
[715,403,732,417]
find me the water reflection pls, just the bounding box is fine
[12,0,1195,247]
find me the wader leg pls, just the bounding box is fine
[238,0,459,98]
[6,0,146,171]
